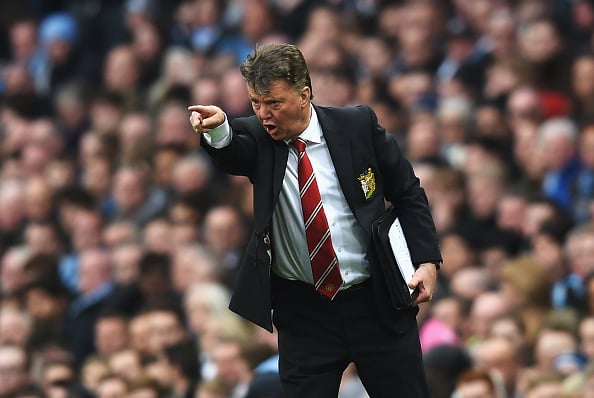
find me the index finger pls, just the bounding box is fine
[187,105,206,112]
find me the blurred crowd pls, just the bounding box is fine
[3,0,594,397]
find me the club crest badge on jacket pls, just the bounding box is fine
[358,167,376,199]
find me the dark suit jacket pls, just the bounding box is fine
[202,104,442,332]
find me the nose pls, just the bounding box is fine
[257,105,271,120]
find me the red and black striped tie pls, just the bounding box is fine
[292,138,343,299]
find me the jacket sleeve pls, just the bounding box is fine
[367,106,442,265]
[200,118,259,178]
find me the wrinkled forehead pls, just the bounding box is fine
[247,79,298,98]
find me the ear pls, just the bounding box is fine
[300,87,311,107]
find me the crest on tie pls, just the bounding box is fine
[358,167,376,200]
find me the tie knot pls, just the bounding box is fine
[292,138,306,153]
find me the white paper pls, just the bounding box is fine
[387,217,416,295]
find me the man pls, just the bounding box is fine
[94,311,129,358]
[0,344,32,397]
[188,43,441,397]
[451,368,498,398]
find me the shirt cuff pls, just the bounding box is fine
[202,114,231,148]
[415,261,441,270]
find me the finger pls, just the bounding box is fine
[413,288,430,305]
[189,113,204,134]
[187,104,206,112]
[418,290,430,303]
[188,105,217,119]
[192,111,203,124]
[202,115,223,129]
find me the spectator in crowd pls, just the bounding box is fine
[451,368,499,398]
[435,95,474,168]
[488,313,531,365]
[0,344,34,397]
[142,217,174,255]
[64,249,115,364]
[529,219,568,286]
[95,373,129,398]
[472,337,523,397]
[521,372,565,398]
[128,312,152,360]
[58,205,103,293]
[201,205,248,288]
[571,52,594,123]
[532,322,579,373]
[466,291,510,347]
[117,110,154,165]
[574,122,594,223]
[170,157,212,202]
[585,272,594,315]
[103,44,142,102]
[0,246,31,297]
[195,378,233,398]
[0,307,33,347]
[149,46,198,113]
[155,101,200,149]
[106,347,143,386]
[516,17,572,94]
[423,344,473,398]
[198,311,255,382]
[449,265,491,304]
[23,177,54,223]
[171,244,221,296]
[144,302,188,356]
[38,357,77,398]
[183,282,231,340]
[553,224,594,312]
[164,339,202,398]
[168,194,203,246]
[537,117,582,213]
[93,311,129,359]
[127,377,163,398]
[23,222,63,257]
[499,256,552,343]
[111,242,143,285]
[9,18,39,67]
[35,12,101,95]
[52,81,90,154]
[23,278,70,350]
[209,336,253,398]
[79,355,110,395]
[110,164,168,228]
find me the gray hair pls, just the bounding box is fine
[240,43,314,98]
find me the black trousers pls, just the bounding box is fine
[271,275,430,398]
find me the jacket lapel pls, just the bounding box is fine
[272,139,288,207]
[314,105,357,208]
[244,117,288,233]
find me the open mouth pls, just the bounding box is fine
[264,124,278,135]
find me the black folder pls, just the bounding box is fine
[370,205,419,309]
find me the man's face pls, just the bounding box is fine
[247,79,311,141]
[95,318,128,357]
[148,311,185,354]
[0,346,28,396]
